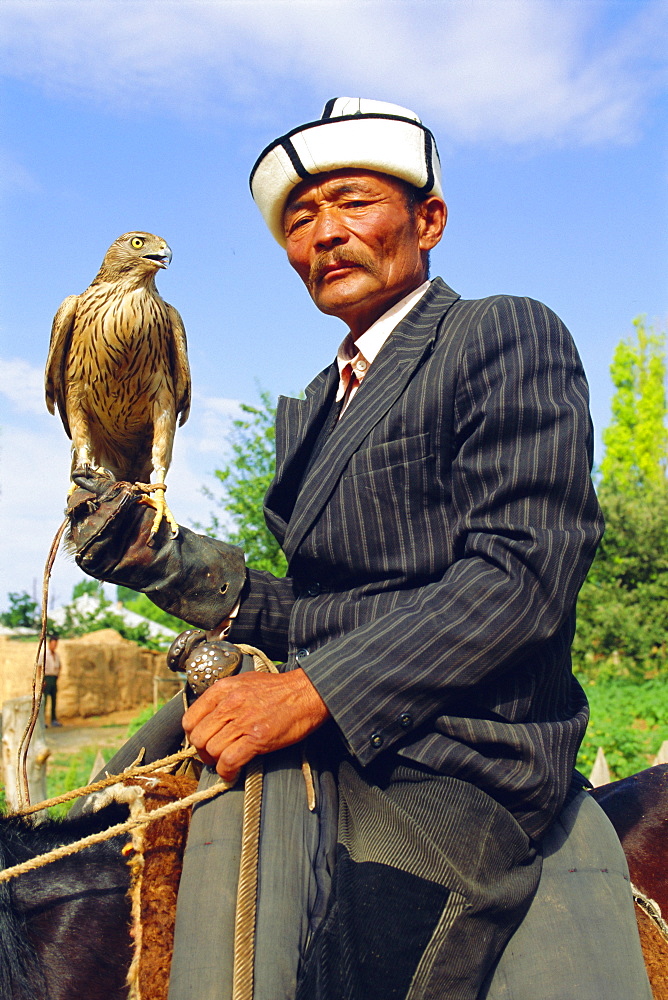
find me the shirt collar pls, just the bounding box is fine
[336,279,431,380]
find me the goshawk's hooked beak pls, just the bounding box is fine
[143,245,173,268]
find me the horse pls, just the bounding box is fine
[0,801,132,1000]
[1,766,667,1000]
[591,763,668,917]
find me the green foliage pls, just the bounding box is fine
[573,317,668,684]
[116,585,188,633]
[126,701,164,737]
[576,679,668,780]
[572,484,668,681]
[599,317,667,492]
[0,590,39,629]
[200,389,288,576]
[46,748,101,818]
[72,579,105,600]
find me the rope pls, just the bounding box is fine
[228,644,316,997]
[17,515,69,808]
[230,644,275,1000]
[13,746,200,818]
[235,643,277,674]
[0,779,232,885]
[232,757,263,1000]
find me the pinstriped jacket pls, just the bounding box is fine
[231,277,603,840]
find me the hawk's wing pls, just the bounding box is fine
[167,303,191,427]
[45,294,79,438]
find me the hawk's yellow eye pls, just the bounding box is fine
[131,237,144,249]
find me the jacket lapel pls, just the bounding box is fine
[281,278,461,563]
[264,363,339,542]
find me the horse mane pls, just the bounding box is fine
[0,802,131,1000]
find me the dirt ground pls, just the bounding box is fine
[43,706,149,756]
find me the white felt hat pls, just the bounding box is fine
[250,97,443,246]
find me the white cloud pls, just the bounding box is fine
[0,357,46,416]
[194,393,242,454]
[0,0,664,146]
[0,422,78,608]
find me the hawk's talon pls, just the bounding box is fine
[136,482,179,539]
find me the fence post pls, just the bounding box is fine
[1,696,49,812]
[589,746,611,787]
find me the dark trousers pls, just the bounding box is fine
[296,758,541,1000]
[44,675,58,723]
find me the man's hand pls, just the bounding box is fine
[182,668,330,781]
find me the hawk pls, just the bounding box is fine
[45,231,191,537]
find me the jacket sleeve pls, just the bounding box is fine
[285,297,603,765]
[231,568,296,661]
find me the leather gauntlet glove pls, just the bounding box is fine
[66,472,246,630]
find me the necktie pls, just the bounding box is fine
[340,356,368,415]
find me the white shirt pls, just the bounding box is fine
[335,280,431,413]
[45,646,61,677]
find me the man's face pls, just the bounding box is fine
[283,170,445,338]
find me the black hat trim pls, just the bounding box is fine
[422,129,435,195]
[280,137,309,180]
[321,97,338,119]
[249,112,439,192]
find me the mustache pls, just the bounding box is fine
[308,248,380,288]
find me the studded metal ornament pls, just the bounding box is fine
[167,628,243,696]
[167,629,206,673]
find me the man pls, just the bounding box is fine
[44,634,62,727]
[68,99,650,998]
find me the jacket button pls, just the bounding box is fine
[305,582,321,596]
[297,648,309,658]
[370,733,383,748]
[399,713,413,730]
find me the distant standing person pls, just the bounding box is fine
[44,636,62,727]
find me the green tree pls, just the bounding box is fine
[200,390,287,576]
[573,487,668,680]
[0,591,39,629]
[72,578,105,600]
[599,317,667,492]
[573,317,668,682]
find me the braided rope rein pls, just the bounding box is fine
[14,745,200,818]
[232,644,274,1000]
[229,644,316,1000]
[0,778,232,885]
[233,755,263,1000]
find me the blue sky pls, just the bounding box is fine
[0,0,666,611]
